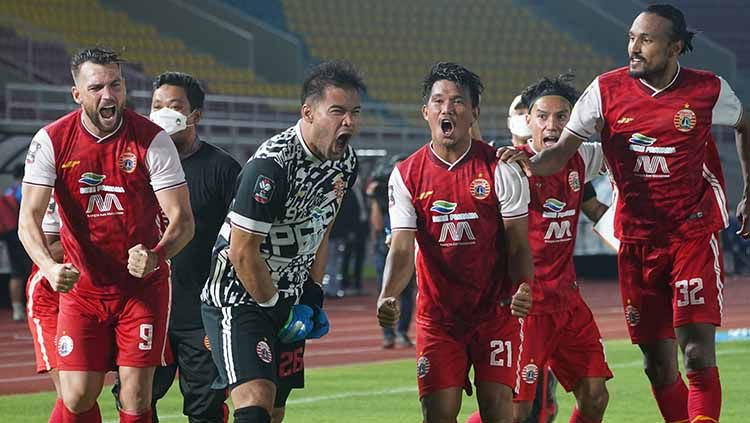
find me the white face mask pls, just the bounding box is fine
[508,114,532,138]
[149,107,192,135]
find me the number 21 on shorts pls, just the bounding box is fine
[490,340,512,367]
[675,277,704,307]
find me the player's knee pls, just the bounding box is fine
[643,358,677,386]
[421,401,460,423]
[234,405,270,423]
[270,407,285,423]
[61,392,97,414]
[512,401,533,423]
[582,385,609,417]
[683,342,713,370]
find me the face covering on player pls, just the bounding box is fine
[149,107,193,135]
[508,114,532,138]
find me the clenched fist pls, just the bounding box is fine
[127,244,160,278]
[377,297,400,329]
[510,282,532,317]
[44,263,80,293]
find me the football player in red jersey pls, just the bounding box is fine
[377,62,533,423]
[19,47,194,423]
[501,5,748,422]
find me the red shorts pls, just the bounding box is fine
[515,297,612,401]
[618,233,724,344]
[56,279,171,372]
[415,306,521,398]
[26,270,59,373]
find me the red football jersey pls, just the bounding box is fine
[566,65,741,243]
[521,142,603,314]
[23,109,185,296]
[389,141,529,327]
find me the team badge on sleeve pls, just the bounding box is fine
[469,178,491,200]
[417,355,431,379]
[521,363,539,384]
[332,173,346,201]
[118,149,137,173]
[674,106,696,133]
[568,171,580,192]
[253,175,275,204]
[256,340,273,364]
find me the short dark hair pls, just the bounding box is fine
[422,62,484,107]
[301,61,367,105]
[644,4,695,54]
[70,47,123,77]
[521,73,579,112]
[153,71,206,111]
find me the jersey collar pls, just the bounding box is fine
[295,119,323,163]
[78,109,124,143]
[638,62,681,97]
[428,139,473,170]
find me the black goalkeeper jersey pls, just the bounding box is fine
[201,122,358,308]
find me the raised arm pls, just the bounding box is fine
[735,113,750,238]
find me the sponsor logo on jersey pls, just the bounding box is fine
[118,150,137,173]
[522,363,539,384]
[430,200,457,215]
[544,220,573,242]
[58,335,74,357]
[417,191,433,200]
[633,155,670,178]
[625,304,640,327]
[674,106,696,133]
[628,133,676,155]
[617,117,634,124]
[417,355,430,379]
[469,178,491,200]
[253,175,275,204]
[256,340,273,364]
[61,160,80,169]
[79,172,106,186]
[628,133,656,146]
[542,198,566,213]
[568,171,580,192]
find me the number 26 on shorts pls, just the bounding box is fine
[490,340,512,367]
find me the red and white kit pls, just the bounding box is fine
[24,109,185,371]
[516,142,612,399]
[389,140,529,397]
[566,65,742,342]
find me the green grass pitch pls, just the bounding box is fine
[1,340,747,422]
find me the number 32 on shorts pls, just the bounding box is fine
[490,340,512,367]
[675,278,704,307]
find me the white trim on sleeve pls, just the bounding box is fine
[578,142,605,183]
[495,161,529,219]
[388,167,417,230]
[22,129,56,188]
[228,211,272,235]
[146,131,186,192]
[712,76,743,127]
[565,77,602,140]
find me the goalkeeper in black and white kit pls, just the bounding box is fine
[200,61,366,423]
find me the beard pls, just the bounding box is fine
[627,57,668,80]
[82,102,123,134]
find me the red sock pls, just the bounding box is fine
[569,407,600,423]
[119,408,153,423]
[687,367,721,422]
[61,402,101,423]
[49,398,64,423]
[652,373,689,423]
